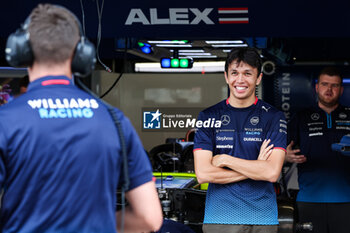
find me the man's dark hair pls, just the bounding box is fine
[225,47,262,74]
[28,4,80,65]
[318,67,343,84]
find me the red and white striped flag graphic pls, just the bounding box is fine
[218,8,249,24]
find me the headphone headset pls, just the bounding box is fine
[5,5,96,77]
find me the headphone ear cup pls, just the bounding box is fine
[71,37,96,77]
[5,30,34,67]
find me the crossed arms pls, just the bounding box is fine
[194,139,286,184]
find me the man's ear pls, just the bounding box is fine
[224,71,229,84]
[315,83,319,94]
[256,72,263,85]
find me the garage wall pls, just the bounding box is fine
[93,71,227,151]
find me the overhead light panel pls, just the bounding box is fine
[147,40,189,44]
[170,49,205,53]
[182,55,217,58]
[205,40,244,44]
[211,44,248,48]
[205,40,247,48]
[179,53,212,56]
[156,44,192,47]
[146,40,192,48]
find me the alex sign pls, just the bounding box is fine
[125,8,249,25]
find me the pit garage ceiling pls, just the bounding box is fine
[0,0,350,65]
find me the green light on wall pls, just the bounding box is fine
[180,59,189,68]
[171,59,180,67]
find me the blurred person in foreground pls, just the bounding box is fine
[0,4,162,233]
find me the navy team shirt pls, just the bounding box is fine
[0,76,153,233]
[194,97,286,225]
[288,104,350,203]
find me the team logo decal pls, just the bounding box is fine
[262,106,270,112]
[339,112,347,119]
[220,115,231,126]
[27,98,99,119]
[250,116,259,125]
[311,113,320,121]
